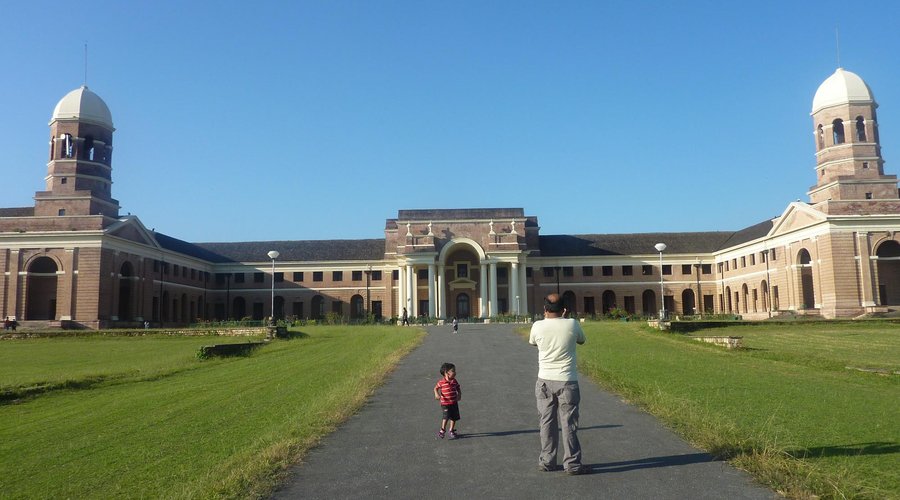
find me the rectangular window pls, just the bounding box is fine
[215,273,226,285]
[526,267,533,278]
[543,268,555,278]
[863,161,869,169]
[732,258,737,269]
[333,271,343,282]
[58,209,66,216]
[702,264,712,274]
[641,265,652,275]
[741,256,746,267]
[662,265,672,275]
[750,254,756,265]
[254,272,264,283]
[562,266,574,277]
[293,271,304,282]
[234,273,245,283]
[724,261,729,271]
[622,265,633,276]
[717,262,723,273]
[191,269,196,280]
[392,270,399,280]
[497,267,508,279]
[602,265,613,276]
[682,264,692,275]
[865,192,873,199]
[582,266,593,277]
[274,272,284,283]
[372,270,382,280]
[173,265,179,276]
[457,263,468,278]
[313,271,323,282]
[182,267,188,278]
[772,248,777,260]
[417,269,427,280]
[352,270,363,281]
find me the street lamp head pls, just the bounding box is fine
[654,243,667,253]
[267,250,280,260]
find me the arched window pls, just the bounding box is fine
[832,119,845,145]
[856,116,866,141]
[817,124,824,150]
[84,136,95,161]
[62,134,74,158]
[350,294,365,319]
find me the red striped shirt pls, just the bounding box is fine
[435,377,460,405]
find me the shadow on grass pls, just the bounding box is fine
[787,442,899,458]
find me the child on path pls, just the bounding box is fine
[452,317,458,334]
[433,362,461,439]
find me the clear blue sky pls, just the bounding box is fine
[2,1,899,243]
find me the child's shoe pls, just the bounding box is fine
[438,429,445,439]
[448,430,458,440]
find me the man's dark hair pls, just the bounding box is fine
[544,296,564,313]
[440,362,456,375]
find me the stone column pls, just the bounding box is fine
[857,232,876,306]
[398,265,406,317]
[58,248,76,321]
[510,262,519,315]
[428,263,436,317]
[489,260,498,317]
[479,262,488,318]
[438,265,446,318]
[407,264,416,317]
[518,261,528,316]
[7,250,21,320]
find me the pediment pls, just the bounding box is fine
[449,278,477,290]
[769,203,828,237]
[105,216,160,248]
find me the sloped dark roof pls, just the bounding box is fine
[194,239,386,263]
[153,233,234,263]
[538,218,777,257]
[716,219,775,249]
[398,208,525,220]
[0,207,35,217]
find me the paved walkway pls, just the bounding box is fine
[272,323,779,499]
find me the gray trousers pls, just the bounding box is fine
[535,378,582,471]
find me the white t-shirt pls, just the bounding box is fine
[528,317,586,381]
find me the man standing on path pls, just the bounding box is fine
[528,293,587,475]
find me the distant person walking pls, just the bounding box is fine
[402,308,410,326]
[451,317,458,334]
[433,362,462,439]
[528,293,587,475]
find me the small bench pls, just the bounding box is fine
[692,336,743,349]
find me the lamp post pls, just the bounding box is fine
[654,243,666,320]
[267,250,279,323]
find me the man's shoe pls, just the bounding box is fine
[438,429,445,439]
[448,430,458,440]
[537,463,557,472]
[566,467,587,475]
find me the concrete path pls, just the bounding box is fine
[272,323,779,499]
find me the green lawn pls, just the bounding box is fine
[0,326,423,499]
[576,320,900,500]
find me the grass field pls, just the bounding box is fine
[0,326,423,498]
[576,320,900,500]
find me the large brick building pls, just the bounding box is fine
[2,69,899,328]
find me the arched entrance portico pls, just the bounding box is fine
[26,256,58,320]
[875,240,900,305]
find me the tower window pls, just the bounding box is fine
[60,177,67,184]
[863,162,869,169]
[84,136,95,161]
[865,192,873,199]
[63,134,74,158]
[856,116,866,141]
[832,119,845,145]
[817,124,824,150]
[58,209,66,216]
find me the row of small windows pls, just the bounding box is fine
[215,269,385,285]
[719,248,777,273]
[530,264,714,279]
[817,116,868,149]
[152,261,209,282]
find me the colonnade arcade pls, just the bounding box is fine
[395,238,528,319]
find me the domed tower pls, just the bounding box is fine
[809,68,899,214]
[34,86,120,219]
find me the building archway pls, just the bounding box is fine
[601,290,616,315]
[682,289,695,315]
[26,256,58,320]
[725,286,732,312]
[798,249,815,309]
[760,280,769,313]
[311,295,325,320]
[641,289,655,316]
[741,284,750,314]
[350,294,364,319]
[875,240,900,305]
[118,261,135,321]
[456,293,470,319]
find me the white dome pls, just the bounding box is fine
[50,86,114,129]
[811,68,875,115]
